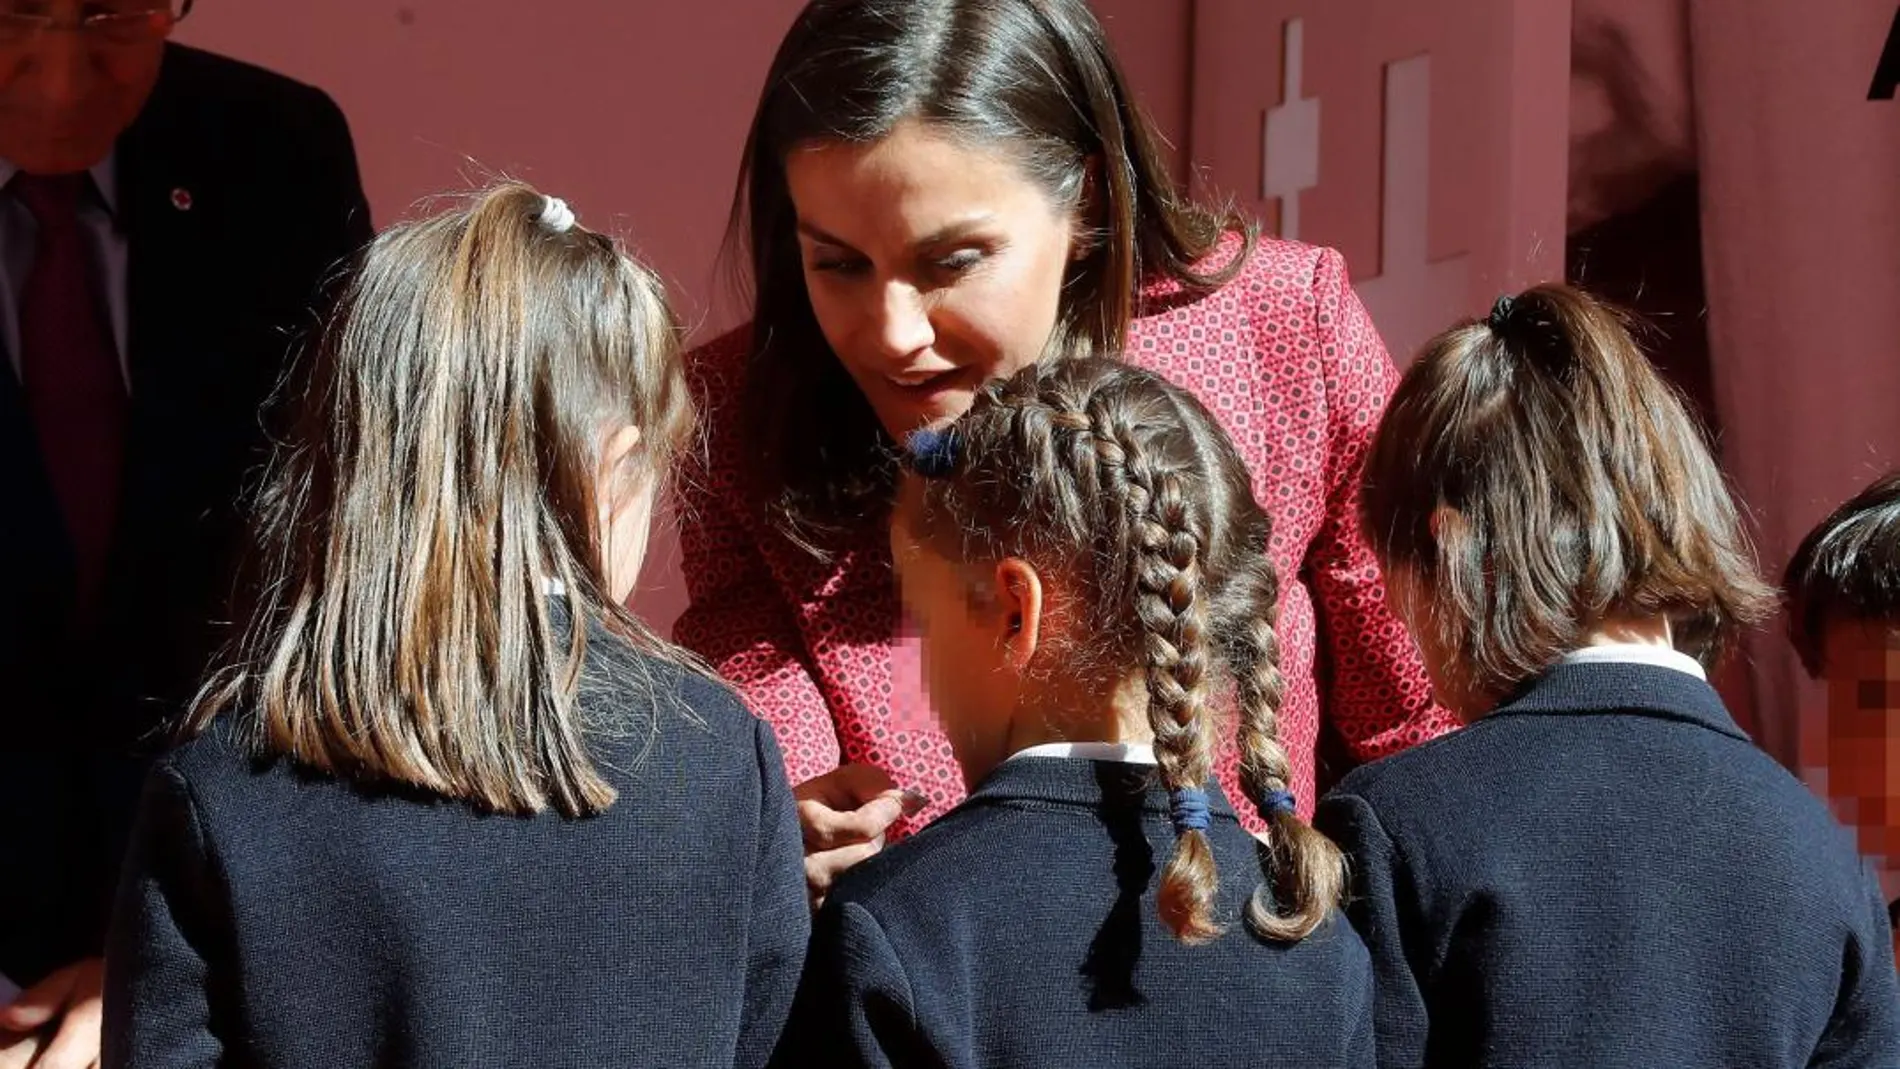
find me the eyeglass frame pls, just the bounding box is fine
[0,1,194,45]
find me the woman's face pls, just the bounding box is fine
[784,119,1080,437]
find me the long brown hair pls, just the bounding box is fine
[186,182,698,818]
[904,358,1343,943]
[731,0,1257,554]
[1361,284,1776,710]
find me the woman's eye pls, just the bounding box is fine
[933,249,984,275]
[810,255,869,276]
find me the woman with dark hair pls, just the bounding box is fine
[679,0,1455,901]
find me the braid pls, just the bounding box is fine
[1231,553,1346,941]
[1089,397,1222,942]
[909,358,1344,946]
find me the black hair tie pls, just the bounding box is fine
[1486,294,1516,333]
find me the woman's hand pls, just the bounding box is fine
[0,957,103,1069]
[794,764,926,909]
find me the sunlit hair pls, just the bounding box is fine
[903,357,1343,944]
[185,182,699,818]
[730,0,1257,555]
[1361,283,1776,710]
[1784,471,1900,677]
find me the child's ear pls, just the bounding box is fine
[991,558,1044,671]
[1427,504,1461,545]
[599,425,644,503]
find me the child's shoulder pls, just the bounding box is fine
[1325,714,1505,808]
[580,636,764,753]
[826,797,1018,919]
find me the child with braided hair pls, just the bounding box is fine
[772,358,1373,1069]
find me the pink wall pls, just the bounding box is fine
[174,2,1199,636]
[176,2,810,335]
[1688,0,1900,770]
[1188,0,1572,364]
[1566,0,1900,771]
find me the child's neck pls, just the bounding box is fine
[1008,670,1157,753]
[1580,615,1675,649]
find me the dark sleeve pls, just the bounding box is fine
[102,766,229,1069]
[1808,871,1900,1067]
[1315,791,1429,1069]
[771,901,928,1069]
[735,718,813,1069]
[1343,928,1380,1069]
[297,87,373,286]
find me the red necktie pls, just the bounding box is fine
[13,172,127,623]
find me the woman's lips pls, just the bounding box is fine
[887,366,978,397]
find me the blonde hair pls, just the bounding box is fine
[187,182,698,817]
[905,358,1343,943]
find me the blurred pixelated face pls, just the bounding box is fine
[784,119,1078,439]
[0,0,171,174]
[889,480,1023,788]
[1817,622,1900,865]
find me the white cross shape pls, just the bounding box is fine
[1354,53,1470,367]
[1262,17,1320,240]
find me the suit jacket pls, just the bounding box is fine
[0,43,372,983]
[676,234,1458,839]
[105,635,810,1069]
[773,756,1376,1069]
[1315,662,1900,1068]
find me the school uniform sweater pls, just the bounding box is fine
[104,634,809,1069]
[775,751,1377,1068]
[1314,658,1900,1069]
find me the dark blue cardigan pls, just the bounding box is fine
[775,755,1377,1068]
[104,639,809,1069]
[1316,661,1900,1068]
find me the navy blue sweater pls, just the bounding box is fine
[1315,661,1900,1068]
[104,639,809,1069]
[775,756,1376,1068]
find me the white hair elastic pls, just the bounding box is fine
[536,195,576,234]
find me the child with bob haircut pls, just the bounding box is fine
[103,184,809,1069]
[1319,284,1900,1067]
[775,357,1375,1069]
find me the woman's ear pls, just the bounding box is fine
[991,557,1044,670]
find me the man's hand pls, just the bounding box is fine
[0,957,104,1069]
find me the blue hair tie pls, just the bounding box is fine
[905,428,960,478]
[1262,789,1297,817]
[1169,786,1211,833]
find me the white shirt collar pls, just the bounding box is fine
[1559,642,1706,681]
[1008,741,1158,765]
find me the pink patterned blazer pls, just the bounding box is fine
[677,235,1456,834]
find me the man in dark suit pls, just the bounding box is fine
[0,3,371,1063]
